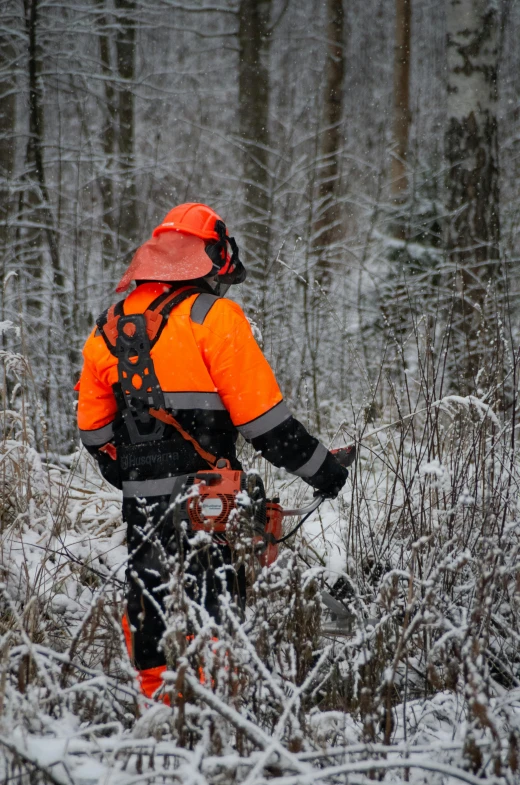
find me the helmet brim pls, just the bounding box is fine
[115,232,214,293]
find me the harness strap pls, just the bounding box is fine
[99,300,125,350]
[94,285,222,460]
[96,285,205,356]
[144,285,204,344]
[149,407,217,467]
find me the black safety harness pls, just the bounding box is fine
[96,285,219,465]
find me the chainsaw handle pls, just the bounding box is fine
[281,495,324,518]
[280,445,355,517]
[331,444,356,468]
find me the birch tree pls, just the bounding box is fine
[445,0,500,391]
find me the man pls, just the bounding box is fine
[77,202,348,699]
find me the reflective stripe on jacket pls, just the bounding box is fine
[77,282,344,491]
[78,283,284,437]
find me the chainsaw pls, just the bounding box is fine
[181,445,356,566]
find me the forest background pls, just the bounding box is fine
[1,1,520,783]
[2,0,519,446]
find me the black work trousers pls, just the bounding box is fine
[123,493,247,671]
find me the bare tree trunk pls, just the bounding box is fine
[25,0,60,270]
[24,0,56,305]
[238,0,272,281]
[115,0,137,251]
[445,0,500,392]
[98,5,117,273]
[0,31,16,353]
[0,37,15,244]
[21,0,80,431]
[313,0,345,289]
[24,0,77,360]
[24,0,58,303]
[391,0,411,203]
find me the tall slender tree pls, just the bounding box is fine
[238,0,272,280]
[22,0,76,370]
[313,0,345,288]
[115,0,137,251]
[97,3,117,274]
[391,0,411,202]
[0,16,16,343]
[445,0,500,391]
[0,36,15,216]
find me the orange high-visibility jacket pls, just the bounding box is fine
[78,283,343,494]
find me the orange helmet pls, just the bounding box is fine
[116,202,246,293]
[153,203,226,241]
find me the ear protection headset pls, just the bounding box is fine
[205,220,247,285]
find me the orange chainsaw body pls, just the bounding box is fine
[187,466,247,533]
[185,463,282,566]
[257,501,283,567]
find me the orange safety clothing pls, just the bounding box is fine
[116,232,214,292]
[123,613,169,703]
[139,665,170,703]
[78,280,347,686]
[78,283,287,449]
[116,203,245,292]
[122,612,133,659]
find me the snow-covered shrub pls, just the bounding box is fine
[304,317,520,775]
[1,323,520,783]
[0,343,137,746]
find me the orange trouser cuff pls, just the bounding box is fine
[122,613,133,660]
[138,664,170,704]
[123,616,170,704]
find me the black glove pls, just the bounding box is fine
[309,451,349,499]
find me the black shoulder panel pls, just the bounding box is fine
[190,293,220,325]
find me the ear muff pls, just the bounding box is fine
[204,240,227,273]
[204,222,247,285]
[218,255,247,285]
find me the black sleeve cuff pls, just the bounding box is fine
[85,445,122,489]
[250,415,321,473]
[251,415,348,496]
[307,451,348,497]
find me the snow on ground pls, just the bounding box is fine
[1,408,520,783]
